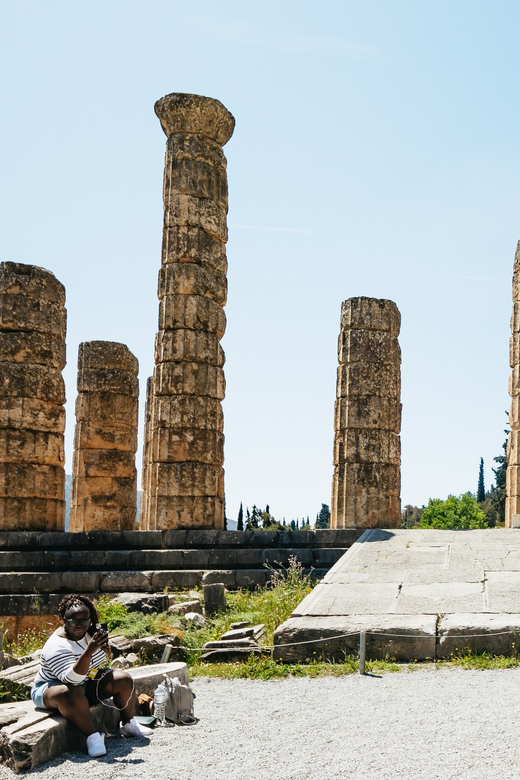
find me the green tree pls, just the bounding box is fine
[419,493,488,529]
[490,433,508,525]
[237,502,244,532]
[401,504,424,528]
[477,458,485,503]
[315,504,331,529]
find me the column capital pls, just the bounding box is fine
[154,92,235,146]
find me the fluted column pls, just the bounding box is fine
[0,262,66,530]
[331,297,402,528]
[507,242,520,526]
[144,92,234,529]
[69,341,138,531]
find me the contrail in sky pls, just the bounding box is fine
[229,223,312,234]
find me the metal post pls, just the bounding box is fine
[160,644,173,663]
[359,631,366,675]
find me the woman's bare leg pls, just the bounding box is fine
[43,684,96,737]
[97,670,136,723]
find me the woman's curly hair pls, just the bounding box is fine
[58,594,99,627]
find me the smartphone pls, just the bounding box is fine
[96,622,108,633]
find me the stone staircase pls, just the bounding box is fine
[0,528,363,631]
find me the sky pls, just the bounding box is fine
[0,0,518,524]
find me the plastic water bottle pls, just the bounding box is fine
[153,682,167,726]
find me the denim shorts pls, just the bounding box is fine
[31,679,87,710]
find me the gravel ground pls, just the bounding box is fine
[1,668,520,779]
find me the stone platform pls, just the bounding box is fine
[274,528,520,662]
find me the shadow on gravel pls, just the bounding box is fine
[27,735,150,774]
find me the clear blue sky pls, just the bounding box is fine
[0,1,517,523]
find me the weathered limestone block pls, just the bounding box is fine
[161,225,228,273]
[152,461,222,496]
[152,395,223,430]
[155,92,235,145]
[0,263,66,531]
[158,263,227,305]
[150,494,225,529]
[164,158,228,205]
[508,241,520,526]
[153,362,225,399]
[151,428,224,465]
[158,294,226,336]
[331,297,401,529]
[154,329,225,366]
[70,341,138,532]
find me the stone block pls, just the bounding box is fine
[206,548,262,567]
[132,634,181,659]
[437,614,520,658]
[163,158,228,206]
[128,549,184,568]
[199,646,263,662]
[73,420,137,452]
[168,599,203,616]
[77,368,138,396]
[75,391,138,426]
[71,475,136,502]
[261,548,314,567]
[0,363,65,403]
[77,341,139,374]
[221,624,265,642]
[122,530,163,548]
[7,572,62,593]
[313,548,346,566]
[235,569,271,589]
[510,334,519,369]
[0,499,64,531]
[336,362,401,399]
[314,529,364,547]
[334,429,401,465]
[112,592,169,613]
[0,262,65,305]
[100,571,153,592]
[164,193,227,242]
[508,430,520,466]
[0,397,65,433]
[153,361,225,399]
[42,549,106,570]
[152,395,223,431]
[149,491,226,529]
[61,571,100,592]
[152,462,222,497]
[0,294,66,337]
[0,463,64,499]
[250,530,278,546]
[340,297,400,335]
[159,294,226,337]
[184,529,221,547]
[182,548,211,567]
[201,569,236,588]
[160,225,227,274]
[151,570,204,589]
[0,429,64,466]
[155,92,235,146]
[150,427,224,465]
[216,530,254,546]
[162,529,188,547]
[507,466,520,496]
[203,582,226,615]
[510,398,520,430]
[72,448,136,478]
[334,396,401,432]
[154,328,225,367]
[158,262,227,306]
[165,132,227,170]
[338,329,401,367]
[278,531,314,546]
[69,496,136,533]
[0,331,65,369]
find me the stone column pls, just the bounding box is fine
[331,297,402,528]
[507,241,520,526]
[0,262,66,530]
[139,376,153,529]
[144,93,234,530]
[69,341,138,532]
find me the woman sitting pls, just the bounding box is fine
[31,593,152,757]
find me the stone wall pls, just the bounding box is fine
[142,93,235,529]
[0,263,66,530]
[331,297,402,528]
[69,341,138,531]
[507,241,520,526]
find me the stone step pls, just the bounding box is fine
[0,528,361,551]
[0,547,346,573]
[0,661,188,772]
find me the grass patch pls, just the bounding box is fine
[438,650,520,670]
[188,654,402,680]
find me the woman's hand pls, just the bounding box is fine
[87,630,109,655]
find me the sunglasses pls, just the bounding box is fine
[65,618,91,627]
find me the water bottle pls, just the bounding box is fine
[153,682,167,726]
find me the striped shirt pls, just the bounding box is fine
[34,630,107,686]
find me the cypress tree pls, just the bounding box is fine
[237,502,244,531]
[477,458,486,503]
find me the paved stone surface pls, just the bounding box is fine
[275,528,520,661]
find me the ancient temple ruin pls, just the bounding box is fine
[507,242,520,526]
[331,297,402,528]
[69,341,138,532]
[140,93,234,530]
[0,262,66,530]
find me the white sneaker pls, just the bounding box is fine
[119,717,154,738]
[86,732,106,757]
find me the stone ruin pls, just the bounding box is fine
[331,297,402,528]
[0,263,66,530]
[140,93,235,530]
[69,341,139,532]
[507,241,520,526]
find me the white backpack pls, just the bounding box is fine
[163,675,196,725]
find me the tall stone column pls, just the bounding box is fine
[507,241,520,526]
[144,92,234,530]
[139,376,153,528]
[69,341,138,532]
[0,262,66,530]
[331,297,402,528]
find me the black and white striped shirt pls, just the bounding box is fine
[34,630,107,686]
